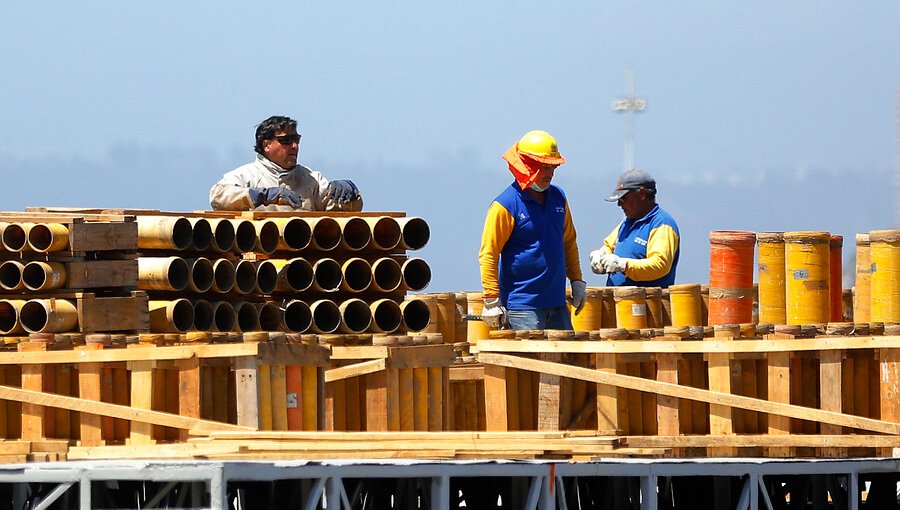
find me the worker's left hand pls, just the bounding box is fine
[570,279,587,315]
[589,250,608,274]
[601,254,628,274]
[326,180,361,203]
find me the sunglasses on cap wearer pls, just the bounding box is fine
[273,134,302,145]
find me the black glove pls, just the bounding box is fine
[325,180,360,204]
[249,187,302,208]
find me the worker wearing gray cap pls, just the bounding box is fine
[589,168,680,287]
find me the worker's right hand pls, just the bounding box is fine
[590,249,609,274]
[481,298,507,329]
[250,187,303,209]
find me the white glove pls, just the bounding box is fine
[602,254,628,274]
[481,298,507,328]
[589,249,608,274]
[571,279,587,315]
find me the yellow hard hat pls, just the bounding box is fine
[516,130,566,165]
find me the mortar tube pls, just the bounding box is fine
[366,216,402,251]
[271,258,314,292]
[187,257,214,293]
[233,260,258,295]
[254,220,280,254]
[309,299,341,334]
[22,261,66,291]
[1,223,31,252]
[341,257,373,293]
[273,217,311,251]
[21,298,79,334]
[256,302,284,331]
[149,299,194,333]
[136,216,193,250]
[401,257,431,292]
[186,218,212,251]
[191,299,214,331]
[206,218,236,253]
[397,217,430,251]
[229,219,258,253]
[0,299,28,335]
[26,223,69,253]
[255,260,278,294]
[312,258,343,292]
[283,300,312,333]
[336,217,371,251]
[0,260,25,291]
[210,301,236,332]
[369,298,402,334]
[0,223,7,252]
[233,301,261,332]
[339,298,373,333]
[370,257,402,292]
[307,217,341,251]
[400,298,431,333]
[138,256,190,292]
[210,259,236,293]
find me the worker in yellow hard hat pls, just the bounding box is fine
[478,130,586,330]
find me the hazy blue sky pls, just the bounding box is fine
[2,2,897,292]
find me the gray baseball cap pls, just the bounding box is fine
[605,169,657,202]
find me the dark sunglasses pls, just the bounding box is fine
[273,134,301,145]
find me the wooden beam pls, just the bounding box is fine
[627,435,900,448]
[474,336,900,354]
[325,359,386,383]
[0,343,262,365]
[0,384,247,432]
[477,352,900,435]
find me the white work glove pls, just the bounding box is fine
[481,298,507,328]
[589,249,609,274]
[602,254,628,274]
[570,279,587,315]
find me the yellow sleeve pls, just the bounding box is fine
[602,224,621,253]
[563,202,583,282]
[624,224,679,282]
[478,202,515,298]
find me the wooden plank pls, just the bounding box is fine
[483,364,508,432]
[478,352,900,434]
[79,292,149,333]
[427,366,443,431]
[346,373,361,431]
[387,344,457,369]
[399,368,414,431]
[506,367,519,430]
[655,352,680,437]
[594,353,619,432]
[325,359,386,383]
[413,367,428,431]
[178,357,201,441]
[256,343,330,367]
[819,349,845,457]
[880,348,900,428]
[234,357,259,429]
[0,383,245,432]
[286,365,304,430]
[76,345,103,446]
[65,260,137,289]
[365,370,388,431]
[0,343,265,365]
[128,358,155,445]
[537,352,561,431]
[19,343,46,441]
[448,364,484,381]
[301,366,319,431]
[212,366,228,424]
[112,367,129,442]
[257,364,272,431]
[387,368,400,431]
[627,435,900,449]
[767,350,793,457]
[474,336,900,354]
[68,221,138,252]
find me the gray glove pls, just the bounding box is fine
[481,298,507,328]
[589,249,608,274]
[602,254,628,274]
[571,279,587,315]
[249,187,302,209]
[326,180,361,204]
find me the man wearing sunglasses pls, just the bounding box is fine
[589,168,680,287]
[210,115,362,211]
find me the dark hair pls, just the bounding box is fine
[254,116,298,154]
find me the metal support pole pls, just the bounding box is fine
[849,472,859,510]
[641,475,658,510]
[32,483,74,510]
[79,478,90,510]
[430,476,449,510]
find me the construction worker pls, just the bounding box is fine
[209,115,362,211]
[478,130,586,330]
[590,168,680,287]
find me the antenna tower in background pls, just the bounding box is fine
[612,68,647,171]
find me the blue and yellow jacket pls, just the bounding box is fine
[479,183,582,310]
[602,204,679,288]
